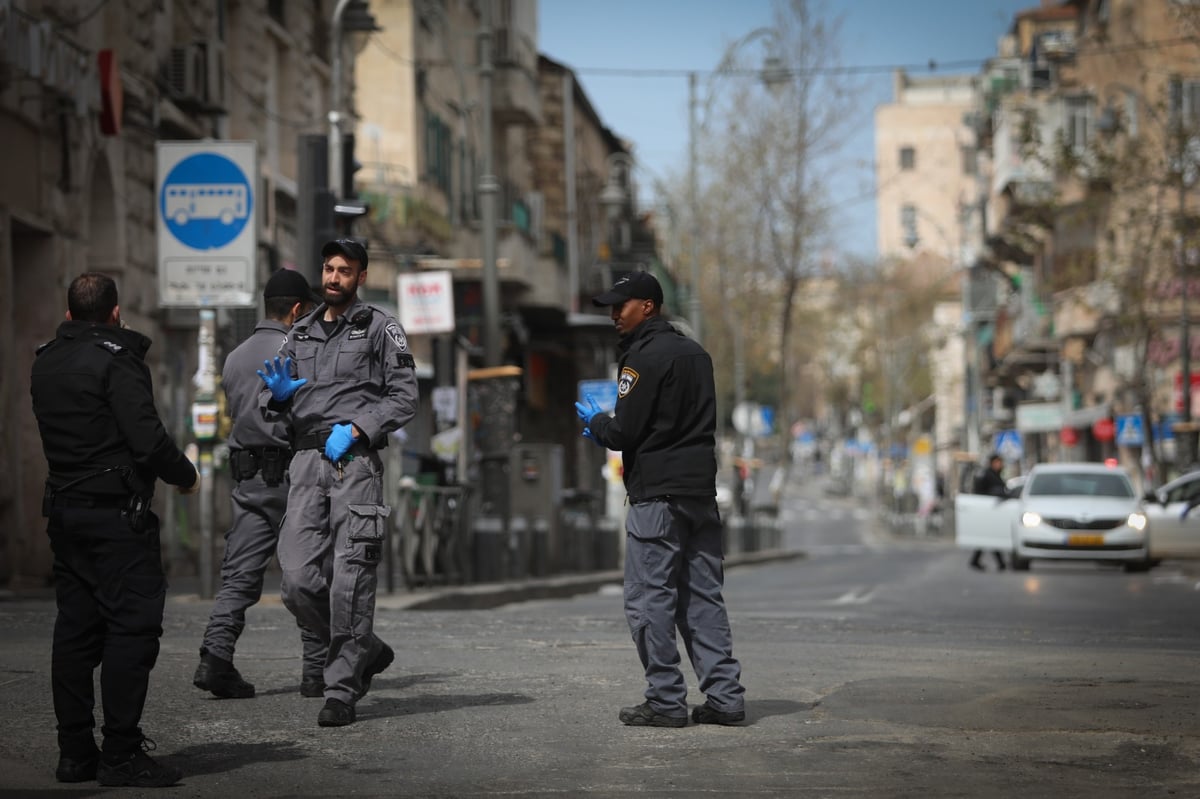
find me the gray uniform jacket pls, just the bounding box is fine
[225,320,291,450]
[263,297,418,445]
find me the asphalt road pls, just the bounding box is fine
[1,472,1198,797]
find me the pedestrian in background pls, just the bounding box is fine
[257,239,419,727]
[577,271,746,728]
[970,453,1009,571]
[193,269,327,700]
[31,273,198,788]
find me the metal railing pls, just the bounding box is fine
[386,483,472,590]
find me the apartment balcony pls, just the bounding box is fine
[492,26,541,126]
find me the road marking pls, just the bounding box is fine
[830,586,876,605]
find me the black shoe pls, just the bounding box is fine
[193,649,255,699]
[360,641,394,697]
[300,676,326,698]
[55,752,98,783]
[691,702,746,726]
[618,701,687,728]
[97,740,181,788]
[317,698,356,727]
[969,554,984,571]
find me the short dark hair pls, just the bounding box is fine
[68,272,118,323]
[265,295,306,320]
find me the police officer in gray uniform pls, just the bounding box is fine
[258,238,418,727]
[578,272,746,728]
[193,269,328,699]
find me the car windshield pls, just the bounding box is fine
[1026,472,1133,498]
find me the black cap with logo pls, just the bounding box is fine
[321,238,369,270]
[591,271,663,307]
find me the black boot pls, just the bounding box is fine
[193,648,255,699]
[969,551,984,571]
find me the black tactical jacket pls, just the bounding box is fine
[31,321,197,498]
[588,315,717,501]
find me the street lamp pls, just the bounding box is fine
[687,27,789,347]
[329,0,379,201]
[599,152,634,261]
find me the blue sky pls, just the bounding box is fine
[539,0,1035,259]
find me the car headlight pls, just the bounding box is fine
[1021,511,1042,528]
[1127,512,1147,531]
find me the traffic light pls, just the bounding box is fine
[298,133,335,286]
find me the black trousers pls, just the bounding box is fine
[48,506,166,757]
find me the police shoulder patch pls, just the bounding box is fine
[385,323,408,351]
[617,366,640,398]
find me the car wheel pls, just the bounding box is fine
[1010,553,1031,571]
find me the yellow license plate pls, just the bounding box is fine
[1068,534,1105,546]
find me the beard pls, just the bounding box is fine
[324,284,352,307]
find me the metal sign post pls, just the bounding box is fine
[156,140,258,599]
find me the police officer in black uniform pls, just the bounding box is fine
[193,268,327,699]
[970,453,1009,571]
[31,273,198,788]
[577,271,746,728]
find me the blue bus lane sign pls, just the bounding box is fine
[156,141,258,307]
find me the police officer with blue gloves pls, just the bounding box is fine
[258,239,418,727]
[32,273,198,787]
[578,271,747,728]
[193,269,328,699]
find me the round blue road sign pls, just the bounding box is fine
[160,153,253,250]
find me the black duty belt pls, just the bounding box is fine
[52,493,130,510]
[293,429,332,451]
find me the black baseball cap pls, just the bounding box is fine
[592,271,663,307]
[263,268,321,302]
[321,238,369,270]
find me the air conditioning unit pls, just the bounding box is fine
[166,40,226,110]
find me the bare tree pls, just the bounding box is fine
[698,0,858,435]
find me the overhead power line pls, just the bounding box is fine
[561,35,1200,80]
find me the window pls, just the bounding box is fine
[424,113,453,197]
[899,146,915,170]
[900,204,918,247]
[1169,77,1200,130]
[1064,95,1095,152]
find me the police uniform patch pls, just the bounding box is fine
[617,367,639,398]
[95,340,123,354]
[348,327,368,340]
[386,323,408,351]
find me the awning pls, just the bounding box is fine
[1062,403,1109,427]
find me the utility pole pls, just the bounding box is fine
[479,0,501,366]
[688,71,702,344]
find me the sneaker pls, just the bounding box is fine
[193,649,255,699]
[618,701,688,728]
[97,740,181,788]
[691,702,746,726]
[359,641,394,697]
[55,752,98,783]
[317,698,356,727]
[300,676,325,698]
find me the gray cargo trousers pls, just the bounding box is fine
[624,495,745,717]
[202,474,326,679]
[277,447,391,705]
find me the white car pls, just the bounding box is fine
[1141,470,1200,559]
[956,462,1151,572]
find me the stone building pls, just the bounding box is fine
[0,0,356,588]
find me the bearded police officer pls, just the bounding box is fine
[193,269,328,699]
[32,273,198,787]
[576,271,747,728]
[258,239,418,727]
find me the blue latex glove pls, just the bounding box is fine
[257,356,306,402]
[324,423,355,462]
[582,427,602,447]
[575,394,603,425]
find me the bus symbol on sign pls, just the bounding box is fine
[159,152,253,251]
[165,184,247,226]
